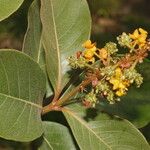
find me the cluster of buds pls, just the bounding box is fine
[68,28,150,107]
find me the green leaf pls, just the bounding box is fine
[63,104,150,150]
[38,121,76,150]
[100,61,150,128]
[22,0,43,66]
[22,0,53,98]
[0,49,46,142]
[41,0,91,98]
[0,0,24,21]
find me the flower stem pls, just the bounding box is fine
[42,79,92,115]
[42,102,62,115]
[55,79,91,106]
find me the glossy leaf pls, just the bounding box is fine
[100,61,150,128]
[0,49,46,141]
[38,121,76,150]
[63,104,150,150]
[41,0,91,98]
[22,0,53,97]
[0,0,24,21]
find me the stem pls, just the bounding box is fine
[42,102,62,115]
[42,79,92,115]
[131,59,138,69]
[55,79,92,106]
[85,64,94,69]
[94,52,101,59]
[51,91,61,103]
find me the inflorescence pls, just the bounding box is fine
[68,28,150,107]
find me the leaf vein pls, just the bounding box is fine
[0,93,42,108]
[49,0,61,94]
[43,136,54,150]
[0,58,10,94]
[64,109,112,149]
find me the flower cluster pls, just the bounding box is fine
[68,28,150,107]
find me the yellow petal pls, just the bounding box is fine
[115,68,122,78]
[84,49,95,59]
[82,40,96,49]
[133,29,139,38]
[118,82,126,89]
[139,28,148,35]
[129,29,139,40]
[91,46,97,52]
[82,40,91,47]
[123,80,130,87]
[138,35,147,43]
[129,33,135,39]
[116,89,125,96]
[110,78,120,90]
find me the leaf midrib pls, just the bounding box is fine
[49,0,61,95]
[63,108,112,150]
[37,38,42,64]
[43,136,54,150]
[0,93,42,108]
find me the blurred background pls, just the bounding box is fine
[88,0,150,47]
[1,0,150,49]
[0,0,150,149]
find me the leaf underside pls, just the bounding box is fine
[64,104,150,150]
[0,0,24,21]
[38,121,76,150]
[0,49,46,142]
[41,0,91,97]
[22,0,53,97]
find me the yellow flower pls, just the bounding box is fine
[109,78,120,90]
[116,89,125,97]
[115,67,122,78]
[109,78,126,90]
[129,29,139,40]
[109,68,130,96]
[82,40,96,49]
[84,48,95,59]
[139,28,148,34]
[129,28,148,48]
[82,40,97,63]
